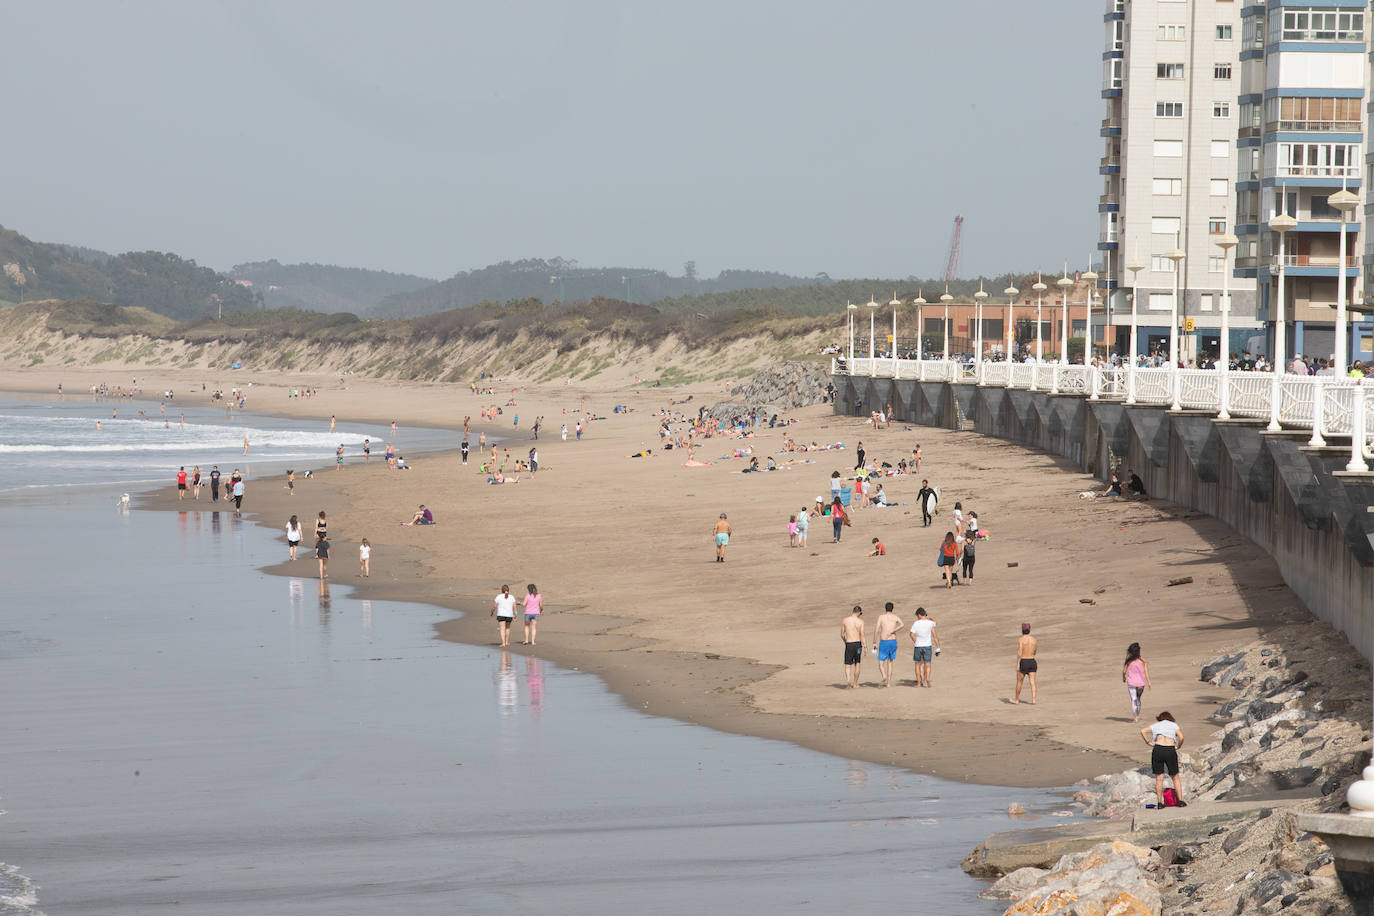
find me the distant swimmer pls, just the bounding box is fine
[1013,622,1038,705]
[95,420,102,430]
[330,415,336,431]
[243,435,250,455]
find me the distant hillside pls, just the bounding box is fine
[228,260,436,315]
[376,258,821,317]
[0,224,259,320]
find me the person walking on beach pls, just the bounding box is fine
[796,504,809,547]
[908,608,939,687]
[1124,642,1152,723]
[315,534,330,579]
[176,467,187,500]
[872,602,903,688]
[528,447,538,474]
[841,605,865,689]
[286,515,302,560]
[461,439,470,465]
[363,439,371,463]
[1013,623,1038,704]
[575,419,583,441]
[315,511,328,542]
[913,445,923,471]
[522,583,542,646]
[960,531,976,583]
[830,497,847,542]
[191,466,201,499]
[284,469,295,495]
[939,532,960,587]
[491,584,516,647]
[209,466,221,502]
[1142,712,1185,807]
[830,470,843,502]
[231,477,245,515]
[336,444,344,470]
[359,539,371,577]
[713,513,732,563]
[917,480,936,527]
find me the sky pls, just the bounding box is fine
[1,1,1101,282]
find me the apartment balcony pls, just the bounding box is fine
[1274,165,1360,180]
[1266,120,1362,135]
[1277,254,1359,268]
[1099,154,1120,175]
[1100,116,1122,138]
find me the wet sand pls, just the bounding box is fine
[4,367,1311,787]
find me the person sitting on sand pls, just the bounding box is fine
[1127,470,1147,497]
[867,537,886,557]
[1096,473,1123,498]
[402,505,434,526]
[741,457,760,473]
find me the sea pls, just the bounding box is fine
[0,394,1047,914]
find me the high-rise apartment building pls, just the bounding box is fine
[1232,2,1371,365]
[1100,0,1259,360]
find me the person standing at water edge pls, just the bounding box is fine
[1013,623,1038,705]
[315,534,330,579]
[359,539,371,577]
[713,513,732,562]
[1124,642,1152,723]
[315,511,328,542]
[872,602,903,688]
[363,438,371,463]
[176,467,187,500]
[191,466,201,500]
[840,606,865,688]
[460,439,469,465]
[908,608,939,687]
[209,466,221,502]
[286,515,302,560]
[231,477,245,514]
[336,444,344,470]
[491,584,516,647]
[522,583,542,646]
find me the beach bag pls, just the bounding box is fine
[1162,787,1178,807]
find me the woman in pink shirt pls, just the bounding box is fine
[1123,642,1152,723]
[522,584,543,646]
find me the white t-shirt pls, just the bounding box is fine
[494,593,516,619]
[910,619,936,647]
[359,545,371,560]
[1149,720,1181,743]
[286,523,301,542]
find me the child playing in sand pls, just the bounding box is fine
[359,539,371,577]
[788,515,798,547]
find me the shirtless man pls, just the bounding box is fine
[872,602,904,687]
[840,605,865,688]
[713,513,732,563]
[1014,622,1039,704]
[908,607,940,687]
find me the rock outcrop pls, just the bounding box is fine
[983,841,1163,915]
[703,361,832,421]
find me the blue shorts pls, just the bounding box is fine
[525,614,539,624]
[878,639,897,661]
[912,645,932,663]
[715,533,729,546]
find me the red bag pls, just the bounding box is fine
[1162,787,1178,807]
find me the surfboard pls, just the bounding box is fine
[922,489,939,517]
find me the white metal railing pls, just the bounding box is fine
[831,357,1374,473]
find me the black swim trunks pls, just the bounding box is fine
[1018,658,1038,675]
[1151,744,1179,776]
[844,641,863,665]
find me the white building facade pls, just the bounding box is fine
[1101,0,1260,360]
[1235,1,1372,365]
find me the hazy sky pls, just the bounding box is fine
[2,1,1100,282]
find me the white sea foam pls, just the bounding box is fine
[0,862,42,915]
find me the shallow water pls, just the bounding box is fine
[0,409,1041,914]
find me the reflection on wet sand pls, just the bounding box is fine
[526,655,544,714]
[497,651,517,715]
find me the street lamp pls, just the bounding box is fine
[1004,283,1019,365]
[866,297,880,376]
[973,281,988,381]
[940,287,954,362]
[888,293,902,377]
[1082,266,1099,367]
[1215,232,1239,420]
[1268,209,1297,431]
[1055,273,1074,365]
[1165,247,1186,411]
[846,301,858,365]
[1331,186,1360,377]
[1125,259,1146,404]
[1032,274,1048,379]
[914,292,927,363]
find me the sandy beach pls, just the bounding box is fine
[1,366,1312,787]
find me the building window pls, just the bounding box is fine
[1214,63,1232,80]
[1211,140,1230,158]
[1265,96,1362,132]
[1200,294,1215,312]
[1150,257,1179,273]
[1277,142,1360,178]
[1157,102,1184,118]
[1104,58,1124,89]
[1210,179,1229,197]
[1310,194,1339,219]
[1216,24,1232,39]
[1148,293,1173,310]
[1153,178,1183,195]
[1213,102,1230,118]
[1159,24,1186,40]
[1154,140,1184,157]
[1151,217,1182,235]
[1248,18,1265,49]
[1209,218,1227,234]
[1274,9,1364,43]
[1208,257,1226,274]
[1157,62,1185,79]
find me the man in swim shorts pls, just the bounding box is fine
[872,601,903,687]
[176,467,187,499]
[713,513,732,563]
[1014,623,1038,705]
[840,605,865,688]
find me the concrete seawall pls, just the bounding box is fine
[834,375,1374,659]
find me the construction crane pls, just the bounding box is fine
[944,215,964,284]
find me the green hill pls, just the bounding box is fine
[228,260,437,315]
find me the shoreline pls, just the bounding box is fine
[60,365,1316,790]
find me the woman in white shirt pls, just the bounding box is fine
[490,585,517,648]
[1140,711,1185,807]
[286,515,303,560]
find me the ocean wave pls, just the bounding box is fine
[0,862,42,915]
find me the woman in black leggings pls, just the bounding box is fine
[961,534,976,582]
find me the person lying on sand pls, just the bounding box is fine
[628,449,653,458]
[488,471,520,484]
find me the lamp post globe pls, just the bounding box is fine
[973,282,989,377]
[1055,274,1074,365]
[1003,285,1019,363]
[913,293,927,363]
[865,298,880,375]
[1330,188,1359,377]
[1032,277,1048,370]
[888,294,902,375]
[939,288,954,363]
